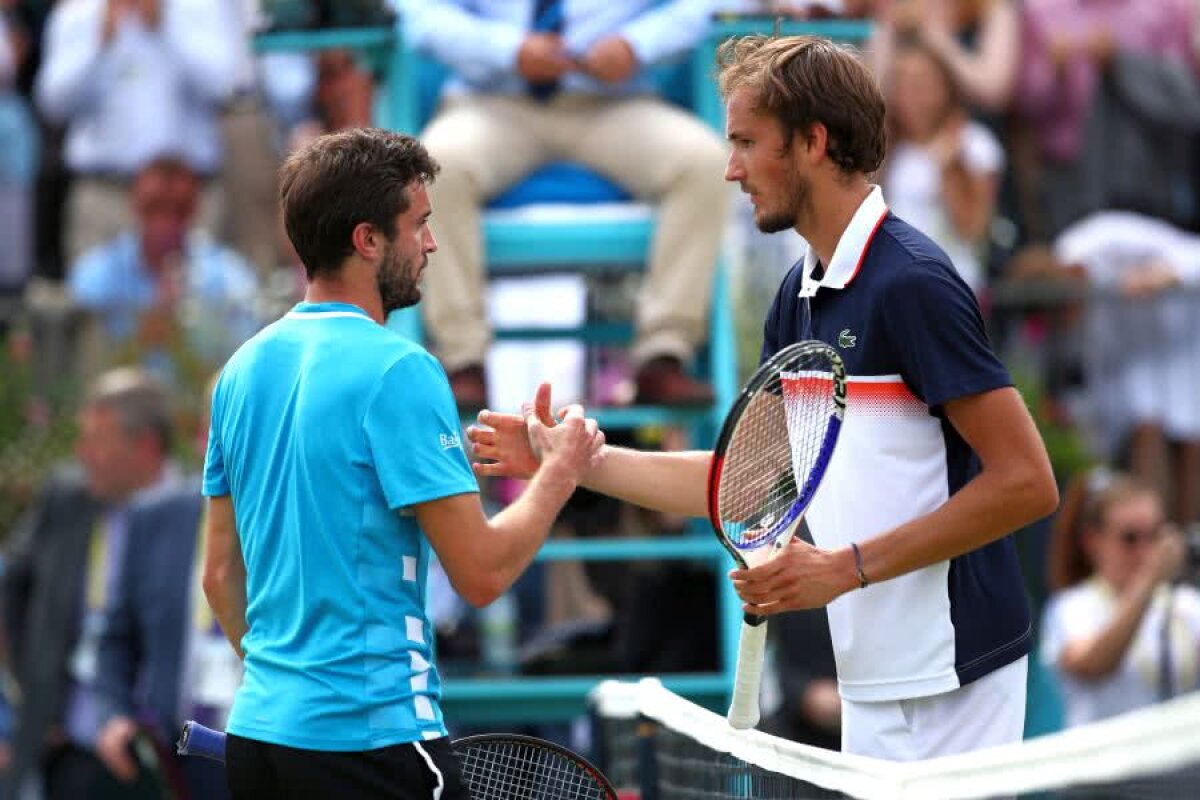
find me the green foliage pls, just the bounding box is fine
[0,331,80,540]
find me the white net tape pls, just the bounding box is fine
[590,678,1200,800]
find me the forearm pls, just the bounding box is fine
[203,572,247,659]
[1062,579,1157,679]
[925,7,1018,111]
[856,462,1053,586]
[483,467,578,595]
[581,447,711,517]
[941,164,995,241]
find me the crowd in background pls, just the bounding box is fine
[1,0,1200,797]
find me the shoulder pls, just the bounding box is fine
[68,236,132,295]
[872,217,963,291]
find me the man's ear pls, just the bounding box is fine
[350,221,382,261]
[803,122,829,165]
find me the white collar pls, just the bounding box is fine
[798,185,889,299]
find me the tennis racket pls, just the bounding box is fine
[708,340,846,730]
[177,722,619,800]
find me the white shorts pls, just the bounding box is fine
[841,656,1027,760]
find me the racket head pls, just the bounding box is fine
[707,340,847,568]
[452,733,619,800]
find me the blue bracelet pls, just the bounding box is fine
[851,542,869,589]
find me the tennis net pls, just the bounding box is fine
[589,679,1200,799]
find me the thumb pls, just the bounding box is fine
[534,382,556,427]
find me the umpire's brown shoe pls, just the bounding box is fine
[634,357,714,407]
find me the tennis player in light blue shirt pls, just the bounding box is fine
[204,303,473,748]
[201,128,602,800]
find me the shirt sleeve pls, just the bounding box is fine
[401,0,525,85]
[364,352,479,510]
[202,370,230,497]
[880,259,1012,409]
[960,121,1005,175]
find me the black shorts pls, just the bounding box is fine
[225,733,469,800]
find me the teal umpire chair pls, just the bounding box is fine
[254,15,873,724]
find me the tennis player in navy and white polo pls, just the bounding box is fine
[469,36,1059,761]
[201,128,604,800]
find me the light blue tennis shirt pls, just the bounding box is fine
[202,302,478,750]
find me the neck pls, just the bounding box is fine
[796,176,872,268]
[116,459,166,504]
[304,263,385,324]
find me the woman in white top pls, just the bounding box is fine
[1040,471,1200,729]
[881,37,1004,292]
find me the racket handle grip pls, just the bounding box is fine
[727,618,768,730]
[177,720,227,764]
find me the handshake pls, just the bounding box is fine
[467,382,607,486]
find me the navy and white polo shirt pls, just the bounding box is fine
[762,186,1032,702]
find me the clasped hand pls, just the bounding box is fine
[468,382,607,482]
[730,538,855,615]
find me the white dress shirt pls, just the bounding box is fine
[400,0,721,98]
[36,0,241,176]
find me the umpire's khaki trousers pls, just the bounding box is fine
[420,93,731,372]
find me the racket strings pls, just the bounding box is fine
[717,353,839,551]
[456,740,609,800]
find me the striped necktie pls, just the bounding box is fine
[529,0,566,100]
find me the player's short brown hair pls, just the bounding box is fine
[279,128,439,279]
[717,35,886,176]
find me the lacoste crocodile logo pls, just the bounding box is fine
[838,329,857,349]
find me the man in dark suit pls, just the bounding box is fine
[94,483,236,800]
[2,367,177,799]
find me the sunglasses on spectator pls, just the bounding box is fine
[1116,527,1162,547]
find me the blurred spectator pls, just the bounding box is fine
[0,3,37,301]
[67,156,260,388]
[1,367,180,800]
[717,0,863,17]
[403,0,730,410]
[94,376,234,800]
[35,0,241,264]
[1040,471,1200,728]
[881,36,1003,292]
[870,0,1021,115]
[1017,0,1198,238]
[1010,211,1200,525]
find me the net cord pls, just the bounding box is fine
[590,678,1200,800]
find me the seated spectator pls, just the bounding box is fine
[1017,0,1197,238]
[1040,471,1200,728]
[35,0,240,262]
[881,36,1003,292]
[870,0,1021,116]
[0,6,37,299]
[67,156,259,387]
[2,367,183,800]
[402,0,730,410]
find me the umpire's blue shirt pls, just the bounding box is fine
[762,187,1031,702]
[203,302,478,750]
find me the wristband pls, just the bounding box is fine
[851,542,869,589]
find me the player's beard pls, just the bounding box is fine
[377,241,423,315]
[755,170,811,234]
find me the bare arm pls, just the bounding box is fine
[201,495,247,659]
[941,156,1000,243]
[469,384,711,518]
[924,0,1020,112]
[419,402,604,608]
[1058,534,1185,680]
